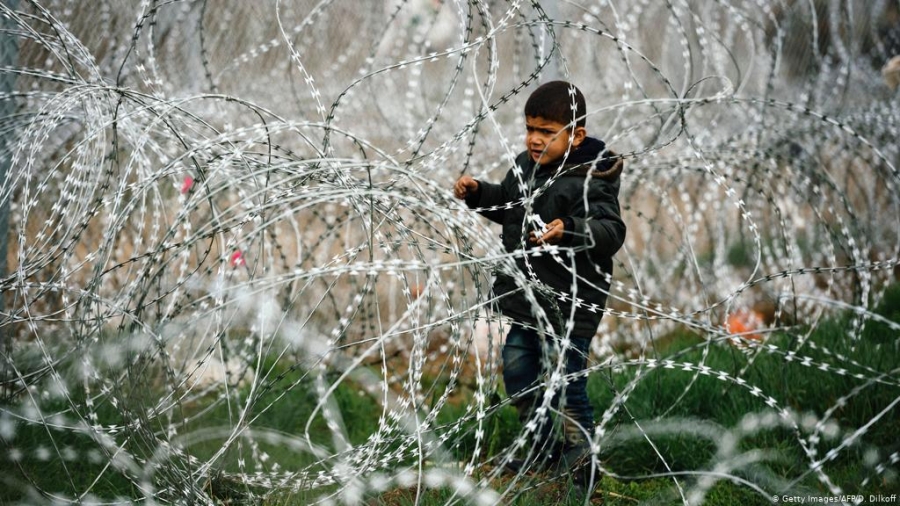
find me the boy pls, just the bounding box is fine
[453,81,625,489]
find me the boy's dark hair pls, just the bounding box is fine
[524,80,586,127]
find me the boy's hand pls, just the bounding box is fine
[529,218,565,245]
[454,176,479,199]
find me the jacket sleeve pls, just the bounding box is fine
[465,169,517,225]
[564,180,626,259]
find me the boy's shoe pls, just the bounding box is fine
[571,458,599,494]
[500,438,566,476]
[554,441,600,494]
[501,457,527,475]
[560,440,590,467]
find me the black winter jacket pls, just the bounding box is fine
[465,137,626,336]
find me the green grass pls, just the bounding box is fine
[3,285,899,504]
[0,356,385,503]
[360,285,900,505]
[356,471,775,505]
[587,320,898,473]
[0,392,140,503]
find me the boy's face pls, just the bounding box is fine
[525,116,586,165]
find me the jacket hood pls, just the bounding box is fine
[536,136,623,181]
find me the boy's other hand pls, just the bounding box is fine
[529,218,565,245]
[454,176,479,199]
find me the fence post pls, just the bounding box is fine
[0,0,20,349]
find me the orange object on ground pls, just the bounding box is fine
[725,309,764,342]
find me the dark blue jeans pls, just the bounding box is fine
[502,323,594,448]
